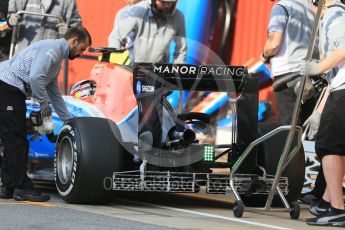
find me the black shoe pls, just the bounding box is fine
[13,188,50,202]
[306,207,345,227]
[0,186,14,199]
[299,192,319,205]
[309,199,331,217]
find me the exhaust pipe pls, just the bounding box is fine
[167,128,196,147]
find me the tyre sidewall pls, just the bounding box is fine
[55,123,82,199]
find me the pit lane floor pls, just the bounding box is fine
[0,183,331,230]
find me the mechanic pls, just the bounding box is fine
[108,0,187,64]
[0,0,9,172]
[8,0,82,54]
[261,0,318,125]
[300,0,345,207]
[0,25,92,202]
[108,0,143,62]
[301,0,345,227]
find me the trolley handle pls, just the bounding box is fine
[15,10,64,21]
[9,11,65,58]
[88,47,127,54]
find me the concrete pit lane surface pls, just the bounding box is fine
[0,183,331,230]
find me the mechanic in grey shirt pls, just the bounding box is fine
[301,1,345,226]
[8,0,82,53]
[319,0,343,83]
[108,0,186,64]
[261,0,317,125]
[0,25,91,202]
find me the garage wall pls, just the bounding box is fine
[230,0,277,117]
[230,0,275,65]
[77,0,126,47]
[59,0,126,92]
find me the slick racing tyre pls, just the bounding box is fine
[55,117,125,204]
[241,122,305,207]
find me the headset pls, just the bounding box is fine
[150,0,178,17]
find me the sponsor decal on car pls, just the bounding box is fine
[34,152,50,158]
[136,81,142,95]
[142,85,155,92]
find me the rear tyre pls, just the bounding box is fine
[241,122,305,207]
[55,117,125,204]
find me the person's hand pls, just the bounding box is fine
[57,23,68,36]
[300,59,321,76]
[293,78,315,102]
[46,132,57,143]
[260,52,270,64]
[36,115,55,135]
[41,105,52,117]
[8,14,20,26]
[303,111,321,140]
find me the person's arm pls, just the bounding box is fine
[320,15,345,70]
[108,11,124,49]
[65,0,82,27]
[29,45,71,121]
[316,87,330,113]
[262,32,284,60]
[303,87,329,140]
[172,11,187,64]
[301,52,345,111]
[318,49,345,73]
[46,79,72,122]
[8,0,17,14]
[303,16,345,76]
[7,0,20,26]
[301,49,345,77]
[108,7,137,49]
[261,5,288,62]
[29,47,55,117]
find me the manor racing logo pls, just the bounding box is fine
[152,64,246,79]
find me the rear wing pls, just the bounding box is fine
[133,63,252,93]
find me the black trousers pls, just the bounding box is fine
[0,80,32,189]
[275,84,317,125]
[274,75,325,196]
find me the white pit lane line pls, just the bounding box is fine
[120,199,293,230]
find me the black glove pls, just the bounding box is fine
[46,132,57,143]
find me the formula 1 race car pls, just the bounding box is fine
[23,48,305,218]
